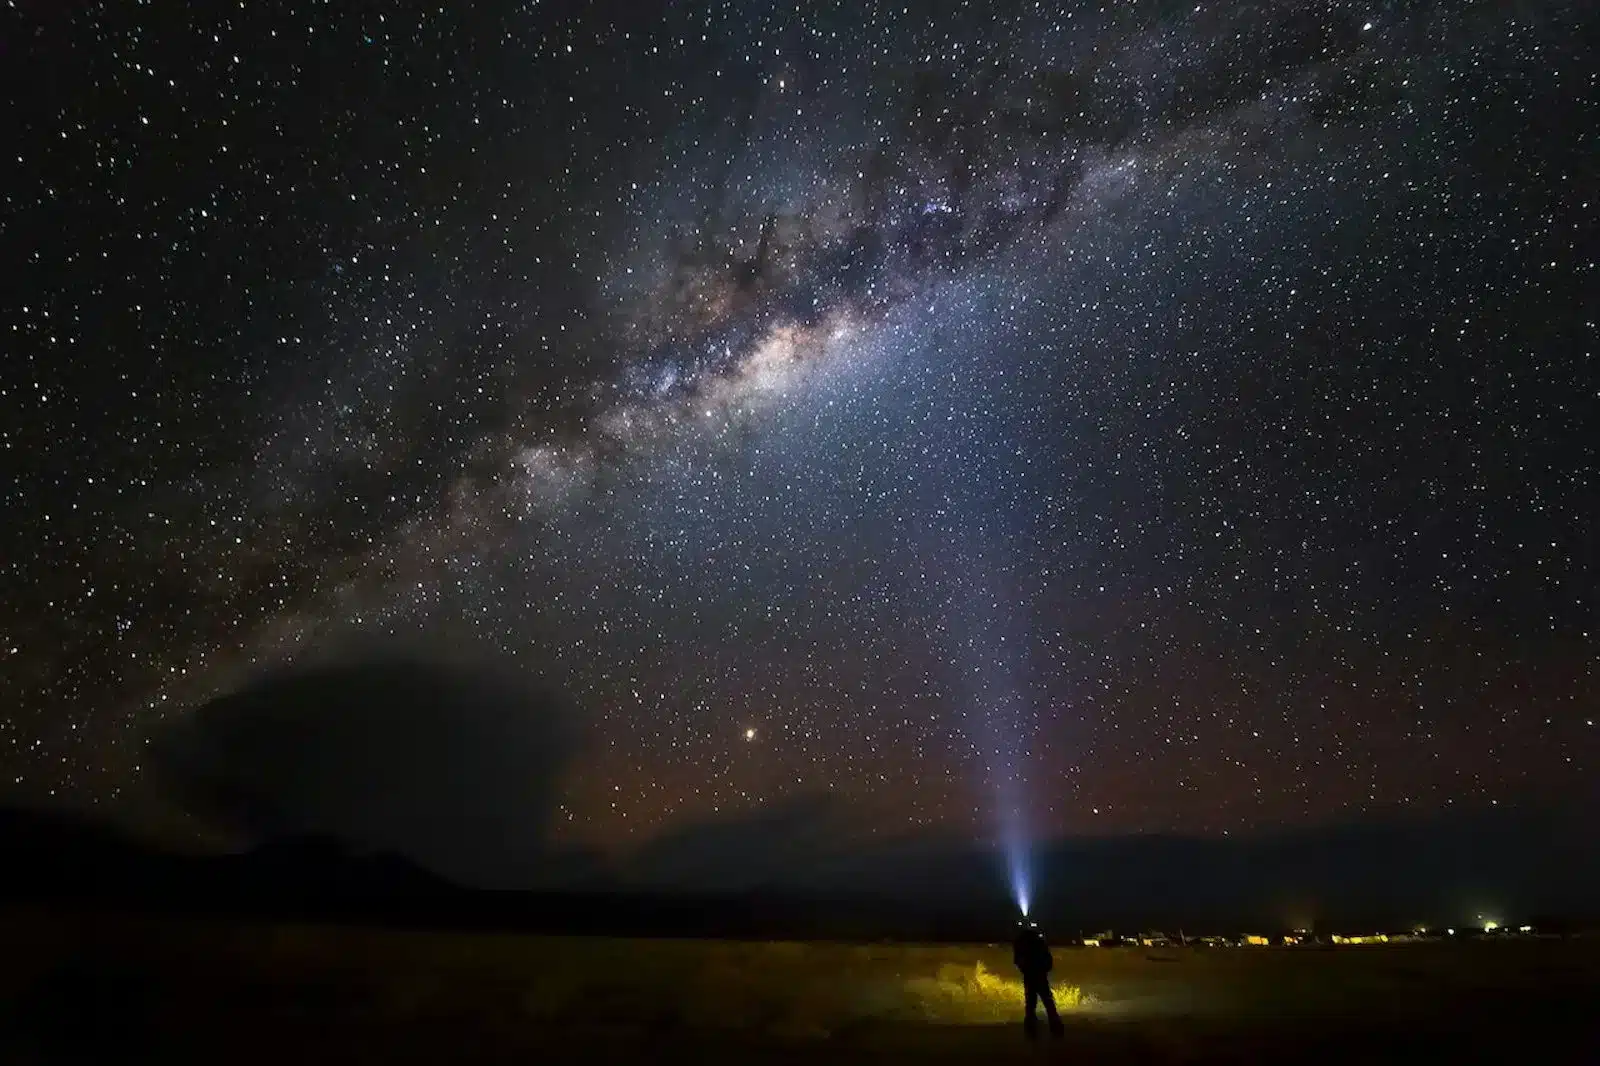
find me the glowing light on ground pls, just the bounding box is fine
[903,962,1088,1023]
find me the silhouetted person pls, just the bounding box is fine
[1013,919,1065,1038]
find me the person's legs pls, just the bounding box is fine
[1023,983,1040,1037]
[1039,981,1065,1035]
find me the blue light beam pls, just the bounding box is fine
[925,534,1039,922]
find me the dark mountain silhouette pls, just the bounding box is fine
[0,806,455,918]
[2,797,1595,940]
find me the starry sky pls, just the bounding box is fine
[3,0,1595,882]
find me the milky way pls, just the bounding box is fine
[4,0,1594,877]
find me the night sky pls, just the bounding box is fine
[3,1,1595,885]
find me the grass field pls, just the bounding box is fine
[2,906,1596,1063]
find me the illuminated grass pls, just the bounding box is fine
[3,906,1594,1053]
[903,961,1088,1023]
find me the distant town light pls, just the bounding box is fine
[1482,920,1499,933]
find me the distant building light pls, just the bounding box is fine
[1483,921,1500,933]
[1519,925,1533,934]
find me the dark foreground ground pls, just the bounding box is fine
[2,907,1596,1064]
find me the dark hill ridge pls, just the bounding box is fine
[1,802,1594,939]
